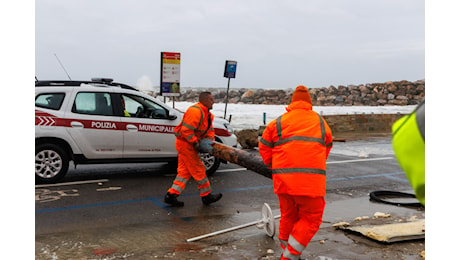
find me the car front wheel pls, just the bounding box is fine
[35,143,69,183]
[200,151,220,176]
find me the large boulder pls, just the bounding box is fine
[235,129,259,149]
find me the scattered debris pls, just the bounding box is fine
[358,152,369,158]
[93,248,116,256]
[337,219,425,243]
[354,216,370,221]
[332,221,350,228]
[373,212,391,218]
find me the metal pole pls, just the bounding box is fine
[224,77,231,119]
[186,219,260,242]
[187,214,281,242]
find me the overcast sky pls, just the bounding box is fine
[35,0,425,90]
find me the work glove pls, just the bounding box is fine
[198,139,214,153]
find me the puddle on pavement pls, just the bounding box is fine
[36,203,424,260]
[35,211,274,259]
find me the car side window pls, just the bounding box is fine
[122,94,169,119]
[35,93,65,110]
[122,95,142,117]
[73,92,114,116]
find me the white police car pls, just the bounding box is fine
[35,78,237,183]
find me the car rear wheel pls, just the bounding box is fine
[35,143,69,183]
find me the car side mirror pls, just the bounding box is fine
[165,109,178,120]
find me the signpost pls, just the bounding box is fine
[223,60,237,120]
[161,52,181,105]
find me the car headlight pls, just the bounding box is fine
[224,123,234,134]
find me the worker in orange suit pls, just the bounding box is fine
[259,86,333,260]
[164,92,222,207]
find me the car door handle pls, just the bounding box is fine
[70,121,84,128]
[126,124,138,132]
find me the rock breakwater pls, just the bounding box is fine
[166,79,424,106]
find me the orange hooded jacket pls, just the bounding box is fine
[259,88,333,197]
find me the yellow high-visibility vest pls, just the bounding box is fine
[392,99,425,205]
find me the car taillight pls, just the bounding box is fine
[214,128,232,137]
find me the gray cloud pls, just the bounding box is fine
[35,0,424,89]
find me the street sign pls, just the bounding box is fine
[224,60,237,78]
[160,52,181,96]
[223,60,237,119]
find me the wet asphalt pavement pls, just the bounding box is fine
[35,135,425,259]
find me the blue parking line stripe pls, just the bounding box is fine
[219,185,273,193]
[36,198,153,214]
[384,174,409,183]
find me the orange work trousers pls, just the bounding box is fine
[168,138,212,197]
[278,194,325,260]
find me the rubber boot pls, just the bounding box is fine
[201,193,222,205]
[164,192,184,207]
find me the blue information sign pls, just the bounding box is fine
[224,60,237,78]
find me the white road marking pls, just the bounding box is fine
[96,187,122,192]
[217,168,247,172]
[327,157,394,164]
[35,179,109,188]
